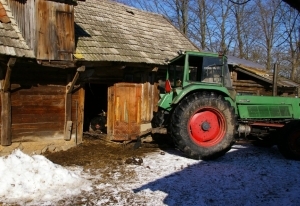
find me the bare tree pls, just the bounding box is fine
[255,0,282,70]
[229,0,256,59]
[189,0,215,50]
[208,0,235,53]
[276,4,300,81]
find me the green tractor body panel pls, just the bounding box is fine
[236,95,300,119]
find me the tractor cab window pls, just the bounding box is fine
[168,56,185,88]
[187,55,228,85]
[223,63,232,88]
[201,65,222,83]
[201,57,223,84]
[169,65,184,87]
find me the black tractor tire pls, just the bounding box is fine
[171,92,236,160]
[277,121,300,160]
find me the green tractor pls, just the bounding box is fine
[153,51,300,160]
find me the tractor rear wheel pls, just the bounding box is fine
[171,92,236,160]
[277,121,300,160]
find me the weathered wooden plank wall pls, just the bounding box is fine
[36,0,74,60]
[0,65,83,143]
[10,84,65,140]
[8,0,74,61]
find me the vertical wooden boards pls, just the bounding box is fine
[7,0,36,51]
[36,0,74,60]
[107,83,141,141]
[56,9,75,60]
[107,82,157,141]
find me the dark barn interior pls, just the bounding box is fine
[83,83,109,132]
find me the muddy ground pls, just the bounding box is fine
[45,134,173,170]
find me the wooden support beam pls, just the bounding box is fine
[64,85,72,140]
[1,92,11,145]
[0,58,15,146]
[66,66,85,94]
[76,85,85,144]
[2,58,16,92]
[64,66,85,140]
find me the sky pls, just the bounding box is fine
[0,144,300,205]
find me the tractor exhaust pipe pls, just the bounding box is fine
[272,63,278,96]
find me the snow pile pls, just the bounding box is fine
[0,149,92,205]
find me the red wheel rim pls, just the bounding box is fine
[188,108,226,147]
[289,130,300,155]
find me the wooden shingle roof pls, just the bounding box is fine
[0,0,34,58]
[74,0,199,65]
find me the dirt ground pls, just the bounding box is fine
[45,133,173,174]
[41,134,174,205]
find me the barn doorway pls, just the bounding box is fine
[83,83,109,132]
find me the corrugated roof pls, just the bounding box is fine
[228,55,300,88]
[74,0,199,65]
[0,0,35,58]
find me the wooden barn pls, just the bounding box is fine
[0,0,198,154]
[228,56,300,96]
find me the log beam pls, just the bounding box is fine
[1,92,11,145]
[1,58,15,146]
[2,58,16,92]
[66,66,85,94]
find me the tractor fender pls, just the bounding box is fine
[172,84,236,109]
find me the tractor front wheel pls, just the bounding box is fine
[171,92,236,160]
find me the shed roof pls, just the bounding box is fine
[228,55,300,88]
[0,0,34,58]
[74,0,199,65]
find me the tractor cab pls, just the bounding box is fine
[165,51,232,93]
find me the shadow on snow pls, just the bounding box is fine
[133,144,300,206]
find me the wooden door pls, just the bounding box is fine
[107,83,142,141]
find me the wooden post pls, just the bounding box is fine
[64,92,72,140]
[76,84,85,144]
[1,58,16,146]
[1,92,11,145]
[272,63,278,96]
[64,66,85,140]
